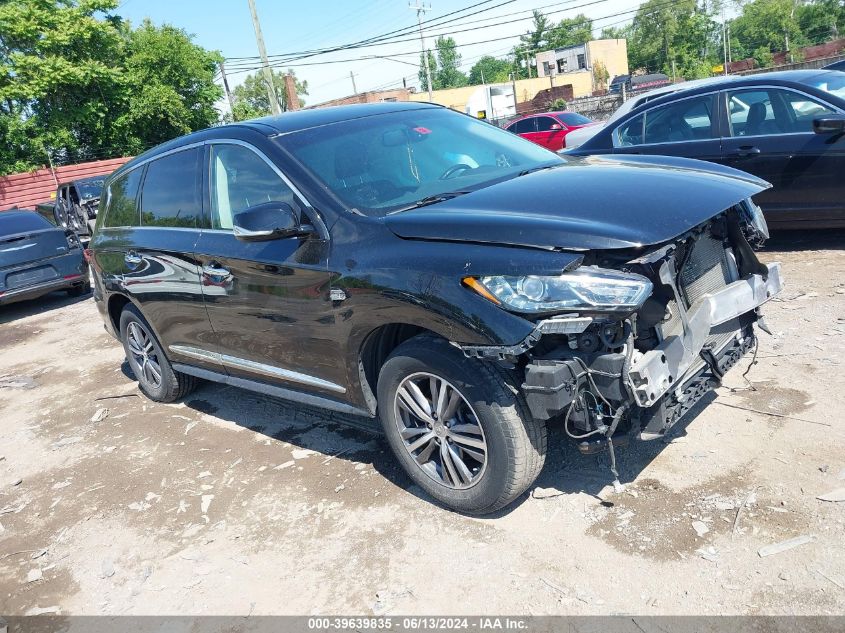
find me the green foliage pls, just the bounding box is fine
[546,14,594,49]
[0,0,223,175]
[419,37,468,90]
[550,98,568,110]
[729,0,806,61]
[229,68,308,121]
[468,56,511,85]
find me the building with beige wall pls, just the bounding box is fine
[535,39,628,91]
[308,88,410,109]
[408,73,594,116]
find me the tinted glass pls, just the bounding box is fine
[535,117,558,132]
[281,108,558,216]
[0,212,51,235]
[615,114,644,146]
[727,88,833,137]
[210,144,297,230]
[511,118,536,133]
[104,169,143,228]
[799,72,845,101]
[76,178,104,199]
[642,95,715,144]
[140,149,202,228]
[557,112,592,126]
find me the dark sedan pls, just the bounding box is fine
[0,210,89,305]
[567,70,845,229]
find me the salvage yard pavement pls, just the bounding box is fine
[0,231,844,615]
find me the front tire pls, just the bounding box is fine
[119,304,198,402]
[377,335,547,515]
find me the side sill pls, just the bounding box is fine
[172,363,374,419]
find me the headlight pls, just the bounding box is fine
[741,198,769,239]
[464,267,653,314]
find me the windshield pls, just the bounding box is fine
[76,178,105,200]
[801,71,845,101]
[279,108,561,216]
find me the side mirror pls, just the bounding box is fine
[550,123,563,131]
[813,114,845,135]
[232,202,312,242]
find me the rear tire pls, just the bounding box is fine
[377,335,547,515]
[119,304,198,402]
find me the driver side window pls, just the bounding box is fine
[209,144,298,231]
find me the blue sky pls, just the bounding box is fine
[117,0,640,106]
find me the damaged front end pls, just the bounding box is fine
[461,201,782,475]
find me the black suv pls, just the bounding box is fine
[91,103,782,514]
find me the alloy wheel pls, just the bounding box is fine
[126,321,163,389]
[393,372,487,489]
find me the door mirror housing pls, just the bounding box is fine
[812,114,845,135]
[232,202,312,241]
[550,123,563,131]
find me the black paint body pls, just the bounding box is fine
[90,103,767,417]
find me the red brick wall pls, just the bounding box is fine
[0,157,132,211]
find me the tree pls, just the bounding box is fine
[419,37,467,90]
[0,0,225,174]
[593,60,610,91]
[546,14,594,49]
[512,10,550,79]
[230,68,308,120]
[729,0,806,61]
[626,0,721,79]
[468,56,511,85]
[796,0,845,44]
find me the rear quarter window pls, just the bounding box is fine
[103,169,143,228]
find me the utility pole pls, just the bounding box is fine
[350,71,358,95]
[219,61,237,120]
[410,1,433,101]
[247,0,281,115]
[722,18,729,75]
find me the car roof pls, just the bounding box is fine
[114,101,443,177]
[0,210,41,220]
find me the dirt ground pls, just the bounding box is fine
[1,230,844,617]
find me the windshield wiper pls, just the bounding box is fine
[518,161,564,177]
[389,191,471,214]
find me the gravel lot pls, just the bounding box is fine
[1,231,844,616]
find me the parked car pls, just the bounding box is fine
[90,102,781,514]
[0,210,89,305]
[35,175,106,238]
[822,59,845,71]
[565,77,728,150]
[568,70,845,229]
[505,111,597,151]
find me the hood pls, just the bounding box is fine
[385,155,770,251]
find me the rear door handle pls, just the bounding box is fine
[732,146,761,157]
[124,252,142,266]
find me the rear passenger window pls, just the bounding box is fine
[510,118,536,134]
[209,144,298,231]
[140,149,202,228]
[104,169,143,228]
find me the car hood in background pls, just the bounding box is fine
[385,155,770,251]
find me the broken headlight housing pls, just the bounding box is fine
[465,267,653,314]
[741,198,769,240]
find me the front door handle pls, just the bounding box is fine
[732,146,761,158]
[124,252,142,266]
[202,263,231,278]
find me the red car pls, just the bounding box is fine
[505,111,597,151]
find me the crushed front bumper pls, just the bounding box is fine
[627,262,782,408]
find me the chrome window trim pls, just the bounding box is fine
[100,139,328,238]
[612,91,719,149]
[612,84,845,149]
[205,138,329,239]
[721,85,844,139]
[169,345,346,394]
